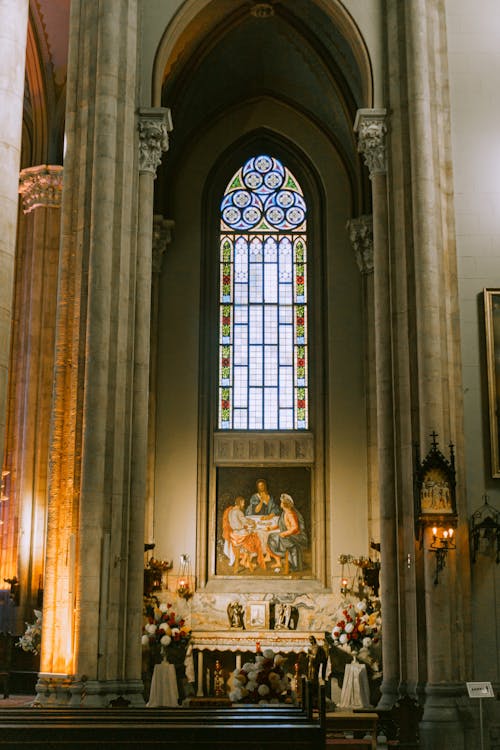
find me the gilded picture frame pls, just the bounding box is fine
[484,289,500,478]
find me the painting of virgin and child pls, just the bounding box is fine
[216,467,311,577]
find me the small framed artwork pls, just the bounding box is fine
[414,436,457,541]
[484,289,500,478]
[245,601,270,630]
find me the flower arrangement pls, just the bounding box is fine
[228,649,293,705]
[142,595,191,659]
[17,609,42,655]
[331,597,381,654]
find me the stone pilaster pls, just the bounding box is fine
[346,215,379,556]
[125,108,171,681]
[146,215,174,548]
[355,108,400,711]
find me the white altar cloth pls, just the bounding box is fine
[147,662,179,707]
[338,659,371,709]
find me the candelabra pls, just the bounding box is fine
[429,527,456,584]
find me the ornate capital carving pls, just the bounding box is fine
[152,215,175,274]
[346,214,373,275]
[19,165,63,213]
[138,107,173,176]
[354,109,387,178]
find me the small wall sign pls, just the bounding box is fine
[466,682,495,698]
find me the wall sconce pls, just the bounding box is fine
[176,553,193,600]
[429,527,456,584]
[470,495,500,564]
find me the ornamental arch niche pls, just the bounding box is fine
[151,0,375,613]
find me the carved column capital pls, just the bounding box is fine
[354,109,387,178]
[152,216,175,274]
[19,165,63,213]
[138,107,173,176]
[346,214,374,275]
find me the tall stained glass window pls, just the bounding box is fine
[218,154,308,430]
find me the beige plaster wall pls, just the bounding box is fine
[446,0,500,680]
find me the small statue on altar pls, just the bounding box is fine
[275,602,292,629]
[307,635,327,684]
[227,600,245,629]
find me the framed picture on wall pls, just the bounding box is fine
[214,466,312,579]
[484,289,500,478]
[245,601,270,630]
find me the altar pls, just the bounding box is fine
[191,630,325,698]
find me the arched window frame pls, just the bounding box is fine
[197,135,328,592]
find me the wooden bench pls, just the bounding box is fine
[0,705,325,748]
[0,680,326,749]
[326,710,378,750]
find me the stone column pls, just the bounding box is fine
[146,213,174,546]
[124,108,172,684]
[2,166,63,631]
[346,215,378,548]
[382,3,472,747]
[37,0,156,707]
[0,0,29,469]
[354,109,400,710]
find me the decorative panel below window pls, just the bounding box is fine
[219,154,308,430]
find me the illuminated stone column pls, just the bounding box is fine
[0,0,29,473]
[346,214,378,548]
[146,213,174,547]
[355,109,400,709]
[1,166,63,631]
[37,0,150,707]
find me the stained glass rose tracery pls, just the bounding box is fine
[218,155,308,430]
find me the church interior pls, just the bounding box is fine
[0,1,499,748]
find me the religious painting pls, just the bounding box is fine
[484,289,500,477]
[215,466,311,578]
[419,467,453,514]
[414,436,457,540]
[245,601,270,630]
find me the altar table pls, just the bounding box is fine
[147,661,178,707]
[191,630,325,698]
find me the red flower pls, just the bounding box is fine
[296,317,304,325]
[222,316,230,325]
[223,275,231,284]
[298,399,305,409]
[296,275,304,284]
[222,400,230,409]
[298,358,305,366]
[222,357,230,367]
